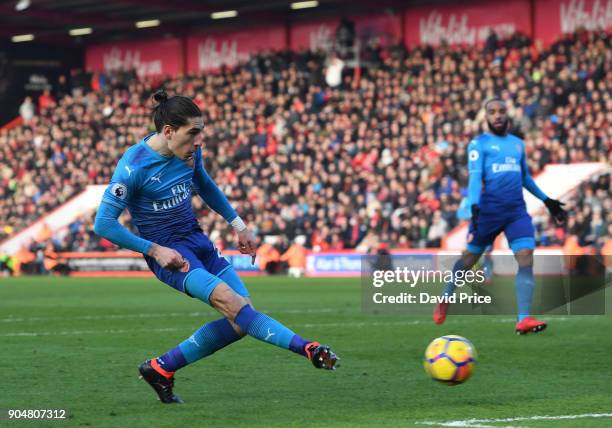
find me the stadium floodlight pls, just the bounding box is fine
[11,34,34,42]
[211,10,237,19]
[15,0,31,11]
[136,19,160,28]
[69,27,93,36]
[291,1,319,9]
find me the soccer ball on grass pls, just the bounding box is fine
[423,335,476,385]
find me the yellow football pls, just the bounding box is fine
[423,335,476,385]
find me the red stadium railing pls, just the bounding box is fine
[0,116,23,131]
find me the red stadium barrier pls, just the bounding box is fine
[1,116,23,131]
[57,250,264,277]
[57,248,567,278]
[70,271,153,277]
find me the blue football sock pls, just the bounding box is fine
[156,347,186,373]
[157,318,241,372]
[516,265,535,321]
[443,259,466,296]
[234,305,310,357]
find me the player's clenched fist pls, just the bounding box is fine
[148,243,186,270]
[236,228,258,264]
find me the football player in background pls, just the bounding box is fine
[433,98,567,334]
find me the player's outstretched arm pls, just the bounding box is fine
[519,144,567,223]
[520,148,548,201]
[467,139,484,230]
[94,202,153,254]
[93,203,185,269]
[94,158,155,255]
[96,158,187,269]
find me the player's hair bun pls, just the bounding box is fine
[150,90,201,133]
[153,89,169,104]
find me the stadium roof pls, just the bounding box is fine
[1,0,450,45]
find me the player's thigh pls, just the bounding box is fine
[190,233,229,273]
[160,261,250,309]
[208,268,253,334]
[217,266,250,298]
[467,217,503,254]
[193,233,251,298]
[144,245,205,295]
[504,213,536,254]
[207,284,255,338]
[182,267,231,305]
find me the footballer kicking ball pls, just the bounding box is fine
[423,335,476,385]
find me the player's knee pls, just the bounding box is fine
[225,298,253,337]
[514,249,533,267]
[209,283,249,319]
[462,251,481,269]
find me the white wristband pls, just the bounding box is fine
[230,216,247,232]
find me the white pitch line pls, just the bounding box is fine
[0,307,339,323]
[301,320,426,328]
[0,315,580,337]
[1,327,181,337]
[0,320,427,338]
[0,317,583,338]
[417,412,612,428]
[0,309,582,325]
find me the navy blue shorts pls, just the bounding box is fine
[467,210,535,254]
[144,232,249,303]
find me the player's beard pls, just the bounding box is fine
[487,118,509,136]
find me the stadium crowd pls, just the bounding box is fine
[0,29,610,259]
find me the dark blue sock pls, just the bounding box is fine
[156,347,187,373]
[289,335,310,357]
[235,305,310,356]
[516,265,535,321]
[157,318,241,372]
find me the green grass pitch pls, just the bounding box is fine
[1,276,611,427]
